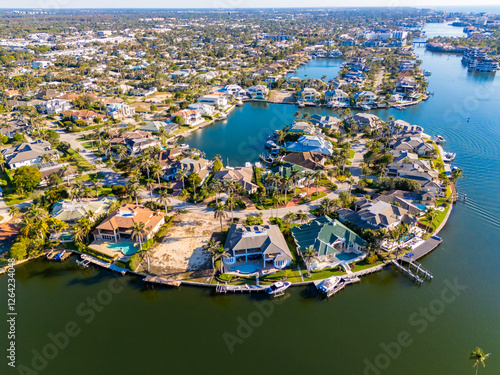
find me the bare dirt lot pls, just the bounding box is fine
[269,90,296,104]
[148,212,221,281]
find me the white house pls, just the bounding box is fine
[43,99,72,115]
[188,103,216,116]
[325,89,349,107]
[247,85,269,99]
[354,91,378,105]
[106,103,136,119]
[198,94,228,107]
[299,88,321,103]
[1,140,60,169]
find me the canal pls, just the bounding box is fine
[1,23,500,375]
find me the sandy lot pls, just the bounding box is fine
[148,212,221,280]
[269,90,296,103]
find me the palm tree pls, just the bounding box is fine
[130,222,149,251]
[225,193,236,222]
[214,203,228,232]
[126,179,140,205]
[8,205,20,218]
[303,245,318,277]
[175,169,187,190]
[0,153,6,171]
[146,178,155,201]
[74,217,93,243]
[283,211,296,225]
[209,180,223,204]
[425,208,439,233]
[295,210,310,224]
[314,170,323,197]
[320,197,337,215]
[92,176,103,198]
[157,188,172,213]
[469,348,490,375]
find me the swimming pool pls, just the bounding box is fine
[416,204,428,211]
[336,252,359,262]
[106,242,139,256]
[232,263,260,274]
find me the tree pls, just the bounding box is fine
[9,242,27,261]
[424,208,439,233]
[283,211,296,225]
[469,347,490,375]
[303,245,318,277]
[157,188,172,213]
[8,205,20,218]
[175,170,187,190]
[130,222,149,251]
[173,115,185,125]
[214,203,228,232]
[74,217,93,244]
[320,197,337,215]
[12,166,42,193]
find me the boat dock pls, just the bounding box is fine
[46,250,72,261]
[215,283,269,294]
[144,275,182,287]
[401,237,442,262]
[400,259,433,280]
[80,254,128,275]
[313,276,360,298]
[391,260,424,284]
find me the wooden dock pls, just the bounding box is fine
[400,259,433,280]
[46,250,72,261]
[144,275,181,287]
[80,254,128,275]
[391,260,424,284]
[215,283,269,294]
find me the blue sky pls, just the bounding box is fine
[2,0,500,9]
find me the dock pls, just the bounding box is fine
[313,277,360,298]
[400,259,433,280]
[46,250,72,261]
[391,260,424,284]
[144,275,182,287]
[401,237,442,262]
[80,254,128,275]
[215,282,269,294]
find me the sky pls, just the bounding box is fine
[2,0,500,9]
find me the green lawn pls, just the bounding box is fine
[60,148,95,173]
[80,141,96,150]
[0,170,34,205]
[419,201,450,233]
[299,191,326,204]
[349,150,355,159]
[304,267,346,281]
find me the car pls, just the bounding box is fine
[298,192,307,198]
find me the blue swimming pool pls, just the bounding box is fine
[106,242,139,256]
[336,252,359,262]
[232,263,260,274]
[416,204,428,211]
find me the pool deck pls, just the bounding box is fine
[88,240,138,260]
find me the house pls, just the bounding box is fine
[171,69,196,79]
[395,76,419,97]
[108,130,152,147]
[282,151,325,171]
[219,85,246,98]
[93,204,166,243]
[170,109,203,125]
[375,190,434,213]
[325,89,349,107]
[213,167,258,194]
[0,119,30,138]
[354,91,378,106]
[106,103,135,119]
[288,121,318,135]
[386,159,439,183]
[198,94,228,107]
[352,198,417,230]
[1,140,60,169]
[126,138,161,155]
[51,197,117,224]
[291,216,367,270]
[34,90,60,100]
[247,85,269,99]
[298,88,321,103]
[43,99,72,115]
[350,113,381,130]
[32,61,53,69]
[310,115,342,131]
[188,103,216,117]
[36,162,76,186]
[222,224,292,273]
[61,110,103,124]
[388,120,424,136]
[285,135,333,156]
[389,136,435,157]
[140,121,179,134]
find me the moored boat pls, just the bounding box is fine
[433,135,446,144]
[317,276,342,294]
[267,281,292,295]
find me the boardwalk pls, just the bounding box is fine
[80,254,128,275]
[216,283,269,293]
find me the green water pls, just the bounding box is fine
[2,23,500,374]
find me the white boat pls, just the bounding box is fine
[424,70,432,76]
[442,152,456,162]
[433,135,446,144]
[317,276,342,294]
[298,100,305,107]
[254,162,263,169]
[267,281,292,295]
[236,100,243,106]
[244,162,253,168]
[179,143,189,149]
[265,140,277,149]
[215,113,228,121]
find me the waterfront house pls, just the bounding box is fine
[51,197,116,225]
[298,88,321,103]
[389,136,435,157]
[1,140,60,169]
[188,103,216,117]
[288,121,318,135]
[388,120,423,136]
[291,216,367,270]
[198,94,228,107]
[285,135,333,156]
[247,85,269,99]
[352,198,417,230]
[170,109,203,125]
[219,84,246,98]
[126,138,161,155]
[310,115,342,131]
[282,151,325,171]
[93,204,165,243]
[223,224,292,273]
[213,167,258,194]
[325,89,349,107]
[354,91,378,106]
[140,121,179,134]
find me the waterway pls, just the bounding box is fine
[2,23,500,375]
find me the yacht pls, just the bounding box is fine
[215,113,228,121]
[317,276,343,294]
[267,281,292,295]
[433,135,446,144]
[179,143,190,149]
[265,140,277,149]
[442,152,456,163]
[424,70,432,76]
[236,100,243,106]
[244,162,253,168]
[298,100,305,108]
[254,162,263,169]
